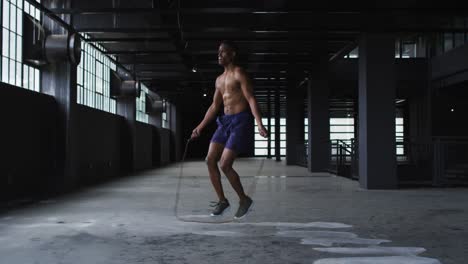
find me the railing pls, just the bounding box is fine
[342,136,468,186]
[313,136,468,187]
[295,142,308,167]
[432,137,468,186]
[395,137,468,186]
[396,137,434,185]
[351,138,358,179]
[330,139,357,179]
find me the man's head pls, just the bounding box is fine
[218,40,238,66]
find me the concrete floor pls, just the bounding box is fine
[0,158,467,264]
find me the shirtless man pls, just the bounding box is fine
[191,41,268,219]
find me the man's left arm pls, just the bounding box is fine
[237,68,268,138]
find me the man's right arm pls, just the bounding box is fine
[191,87,222,139]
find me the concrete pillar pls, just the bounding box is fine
[147,91,162,128]
[267,89,272,159]
[149,114,162,128]
[117,97,136,173]
[286,63,305,165]
[307,43,330,172]
[286,85,305,165]
[169,101,183,161]
[275,84,281,161]
[41,0,78,191]
[358,33,397,189]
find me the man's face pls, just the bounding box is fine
[218,44,234,66]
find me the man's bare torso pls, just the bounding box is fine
[216,67,249,115]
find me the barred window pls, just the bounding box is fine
[77,35,116,114]
[136,83,149,123]
[1,0,41,91]
[254,117,286,157]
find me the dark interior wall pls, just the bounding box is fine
[135,122,153,170]
[157,128,172,166]
[430,43,468,137]
[396,59,428,82]
[170,102,185,161]
[329,59,428,97]
[432,84,468,137]
[152,127,161,166]
[1,84,179,202]
[329,60,358,82]
[75,105,123,185]
[0,83,58,200]
[408,90,431,139]
[180,96,218,159]
[76,107,164,181]
[431,43,468,81]
[169,103,177,162]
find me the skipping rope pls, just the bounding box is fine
[174,138,265,224]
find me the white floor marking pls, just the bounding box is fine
[243,222,352,229]
[277,230,390,246]
[191,230,244,237]
[313,246,426,255]
[178,214,214,219]
[313,256,442,264]
[5,220,96,229]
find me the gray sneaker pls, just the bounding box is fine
[210,200,230,216]
[234,197,253,219]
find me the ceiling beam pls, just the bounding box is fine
[85,37,172,43]
[49,7,468,16]
[77,26,331,33]
[48,8,347,15]
[85,37,347,43]
[78,26,468,34]
[105,50,314,55]
[103,50,179,55]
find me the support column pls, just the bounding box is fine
[286,53,305,165]
[148,91,162,128]
[307,41,330,172]
[358,33,397,189]
[267,89,272,159]
[275,84,281,161]
[169,101,183,161]
[117,97,136,173]
[41,0,78,191]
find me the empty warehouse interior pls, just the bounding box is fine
[1,1,467,263]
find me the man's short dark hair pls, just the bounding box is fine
[220,40,238,54]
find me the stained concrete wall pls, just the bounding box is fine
[156,128,172,166]
[75,105,124,185]
[135,122,153,171]
[0,83,58,200]
[0,84,177,201]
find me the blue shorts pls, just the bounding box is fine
[211,110,254,154]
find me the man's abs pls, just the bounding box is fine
[223,95,249,115]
